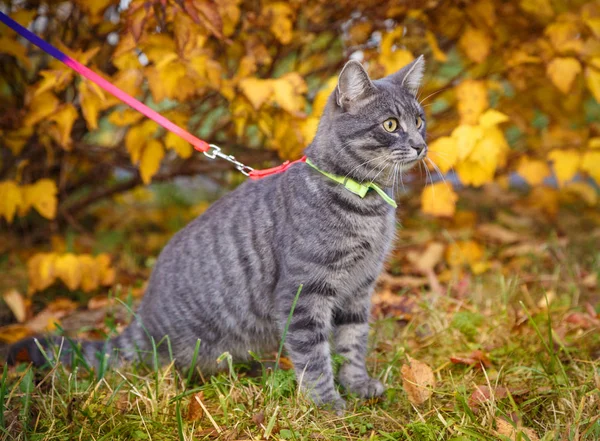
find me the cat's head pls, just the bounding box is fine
[306,56,427,188]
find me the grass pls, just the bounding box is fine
[1,266,599,440]
[1,192,599,440]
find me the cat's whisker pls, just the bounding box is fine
[342,155,387,183]
[361,154,392,184]
[422,159,436,199]
[426,157,449,189]
[419,87,449,105]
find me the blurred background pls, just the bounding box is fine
[0,0,599,346]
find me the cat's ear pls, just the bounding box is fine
[336,60,375,109]
[388,55,425,96]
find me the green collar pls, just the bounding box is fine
[305,158,397,208]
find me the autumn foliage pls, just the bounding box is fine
[1,2,600,260]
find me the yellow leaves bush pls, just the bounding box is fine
[0,179,57,223]
[2,0,600,227]
[28,252,115,294]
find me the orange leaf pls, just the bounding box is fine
[400,356,436,405]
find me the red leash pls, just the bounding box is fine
[0,11,299,180]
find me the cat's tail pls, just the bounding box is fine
[6,319,150,370]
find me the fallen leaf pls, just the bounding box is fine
[468,385,507,410]
[450,350,492,369]
[477,223,520,244]
[495,417,539,441]
[2,289,28,323]
[186,391,205,422]
[413,242,445,273]
[401,355,435,405]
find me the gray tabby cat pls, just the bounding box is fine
[8,56,427,410]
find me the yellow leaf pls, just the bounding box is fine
[146,60,196,103]
[455,80,488,125]
[547,149,580,187]
[125,120,159,164]
[527,186,559,217]
[421,182,458,217]
[545,21,583,54]
[426,31,447,62]
[581,151,600,184]
[452,124,484,160]
[34,69,74,96]
[585,65,600,103]
[546,57,582,94]
[0,324,32,344]
[517,157,551,186]
[11,9,37,27]
[108,108,144,127]
[24,92,60,127]
[217,0,241,37]
[239,77,273,110]
[0,36,30,68]
[380,50,414,77]
[302,117,320,146]
[428,137,458,174]
[459,26,491,63]
[562,182,598,206]
[519,0,554,20]
[589,137,600,149]
[78,254,100,292]
[48,104,78,149]
[264,2,294,44]
[79,80,105,130]
[0,180,23,223]
[445,240,484,269]
[165,132,192,159]
[584,17,600,38]
[272,73,307,114]
[140,139,165,184]
[21,179,58,220]
[311,77,338,118]
[54,254,82,291]
[478,109,509,128]
[27,253,57,294]
[456,158,496,187]
[3,126,33,156]
[96,253,116,286]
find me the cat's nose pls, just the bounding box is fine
[411,144,427,155]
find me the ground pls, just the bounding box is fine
[0,185,599,441]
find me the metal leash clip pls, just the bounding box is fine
[203,144,254,177]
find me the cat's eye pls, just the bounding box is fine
[382,118,399,132]
[416,115,423,129]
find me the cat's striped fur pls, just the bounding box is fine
[8,57,427,410]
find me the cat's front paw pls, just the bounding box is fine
[343,377,385,399]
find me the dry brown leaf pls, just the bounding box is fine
[401,355,435,405]
[2,289,29,323]
[378,273,428,289]
[477,223,521,244]
[186,391,205,422]
[450,350,492,369]
[468,385,507,410]
[495,417,539,441]
[413,242,445,273]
